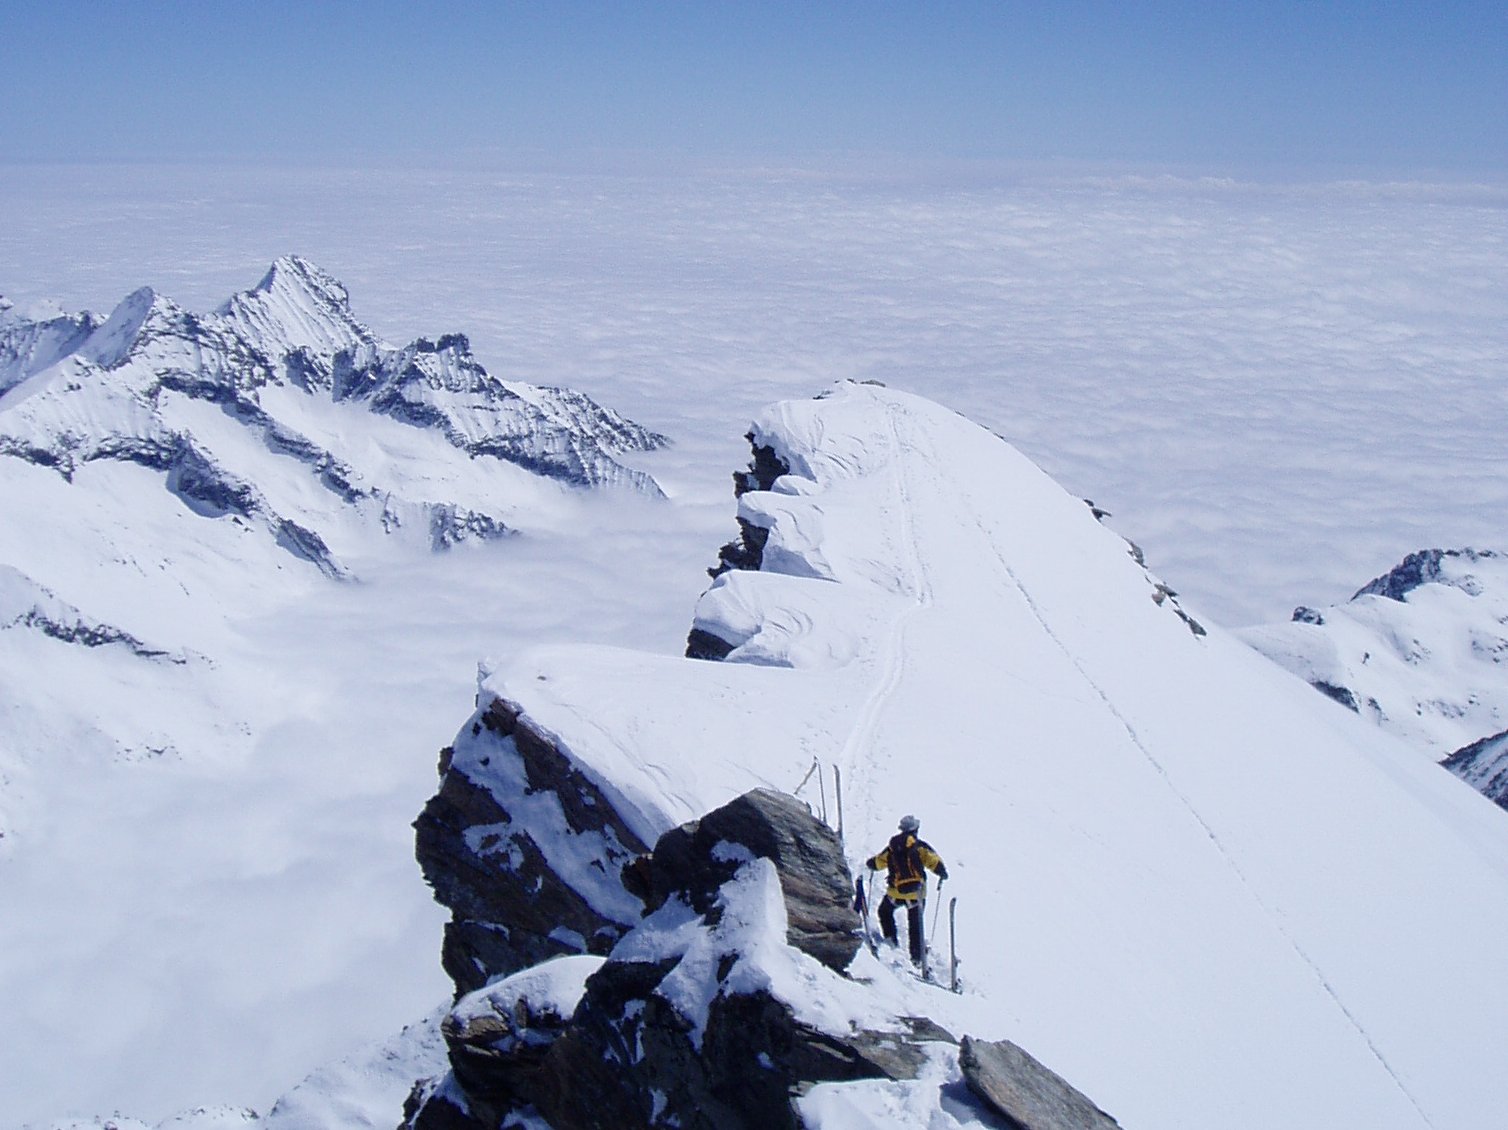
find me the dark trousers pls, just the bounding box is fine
[878,894,924,962]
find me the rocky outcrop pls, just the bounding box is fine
[415,696,649,996]
[633,787,861,972]
[704,436,791,580]
[960,1037,1123,1130]
[1442,730,1508,811]
[1354,548,1501,603]
[0,564,183,663]
[408,787,953,1130]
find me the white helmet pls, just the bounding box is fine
[899,814,919,834]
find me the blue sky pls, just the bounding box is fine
[2,1,1504,175]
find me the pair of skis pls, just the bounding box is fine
[854,873,960,993]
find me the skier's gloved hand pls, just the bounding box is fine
[936,864,949,881]
[866,860,877,871]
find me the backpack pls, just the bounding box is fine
[888,831,925,895]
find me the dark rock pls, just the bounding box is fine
[402,1077,481,1130]
[166,445,259,518]
[1312,680,1360,712]
[960,1036,1122,1130]
[1292,606,1325,625]
[705,434,790,584]
[639,787,861,972]
[428,504,511,550]
[412,782,957,1129]
[274,518,347,579]
[710,515,772,578]
[415,697,649,996]
[1442,730,1508,811]
[1354,548,1499,603]
[733,438,791,497]
[684,626,736,661]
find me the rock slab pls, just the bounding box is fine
[960,1036,1122,1130]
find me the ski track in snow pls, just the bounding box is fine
[836,403,935,868]
[974,511,1440,1129]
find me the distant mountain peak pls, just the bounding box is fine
[1243,546,1508,762]
[216,255,373,359]
[82,285,167,368]
[0,260,669,583]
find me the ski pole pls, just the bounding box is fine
[929,877,945,940]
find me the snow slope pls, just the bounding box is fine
[1241,549,1508,756]
[477,382,1508,1130]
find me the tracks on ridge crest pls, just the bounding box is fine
[840,403,934,861]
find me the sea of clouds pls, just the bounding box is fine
[5,162,1505,628]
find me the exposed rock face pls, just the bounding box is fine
[637,787,861,972]
[709,438,790,577]
[415,696,649,996]
[0,301,100,396]
[688,437,790,657]
[960,1037,1123,1130]
[1354,548,1501,603]
[408,787,951,1130]
[1442,729,1508,811]
[0,564,183,663]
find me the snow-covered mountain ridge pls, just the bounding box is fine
[0,257,667,571]
[414,382,1508,1129]
[0,262,688,1126]
[1240,548,1508,807]
[0,259,672,853]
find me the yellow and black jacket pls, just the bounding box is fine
[866,832,947,903]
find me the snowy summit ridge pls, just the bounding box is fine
[416,381,1508,1130]
[0,256,667,544]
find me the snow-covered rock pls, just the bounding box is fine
[0,297,100,397]
[418,382,1508,1130]
[409,788,987,1130]
[1240,548,1508,758]
[0,263,680,1125]
[415,695,650,995]
[1441,729,1508,811]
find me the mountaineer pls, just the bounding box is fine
[864,814,948,964]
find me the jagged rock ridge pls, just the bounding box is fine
[0,257,669,577]
[415,696,650,996]
[0,564,182,663]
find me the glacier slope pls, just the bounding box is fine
[480,382,1508,1130]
